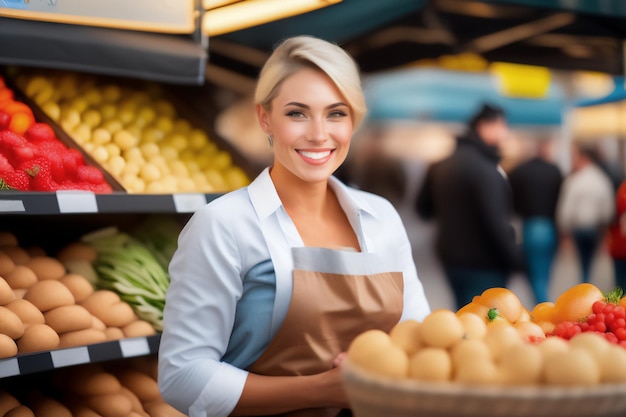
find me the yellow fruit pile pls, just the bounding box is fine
[12,70,250,193]
[347,309,626,386]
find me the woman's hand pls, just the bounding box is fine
[231,355,350,415]
[333,352,347,368]
[314,364,349,409]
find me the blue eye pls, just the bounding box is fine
[329,110,347,118]
[286,111,305,118]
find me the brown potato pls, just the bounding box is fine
[0,232,18,246]
[25,246,46,257]
[0,392,21,416]
[23,280,75,312]
[0,305,25,339]
[4,299,45,326]
[104,327,125,341]
[0,246,29,265]
[45,305,93,334]
[100,302,137,328]
[123,320,156,338]
[91,316,106,331]
[68,369,122,396]
[117,369,161,403]
[17,323,59,353]
[142,401,187,417]
[30,396,72,417]
[71,406,103,417]
[4,405,35,417]
[0,276,15,305]
[0,333,18,358]
[3,265,38,289]
[25,256,66,281]
[56,242,98,263]
[60,273,94,303]
[58,328,107,348]
[86,393,132,417]
[0,251,15,275]
[81,290,121,320]
[120,387,147,415]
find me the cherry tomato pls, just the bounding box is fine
[552,283,604,324]
[8,112,34,135]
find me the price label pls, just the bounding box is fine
[0,358,19,378]
[56,190,98,213]
[173,193,208,213]
[51,347,90,368]
[0,199,25,213]
[120,337,150,358]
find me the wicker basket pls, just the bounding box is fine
[342,361,626,417]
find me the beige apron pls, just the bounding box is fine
[247,246,404,417]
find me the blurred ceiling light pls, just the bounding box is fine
[202,0,342,37]
[571,71,615,99]
[204,0,242,9]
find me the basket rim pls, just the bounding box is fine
[342,359,626,399]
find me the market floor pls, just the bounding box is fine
[398,200,616,312]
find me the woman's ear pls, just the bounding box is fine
[256,104,270,135]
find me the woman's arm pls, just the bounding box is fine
[231,367,348,416]
[158,203,247,417]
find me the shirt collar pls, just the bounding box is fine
[247,167,381,220]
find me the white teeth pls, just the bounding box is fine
[298,150,331,160]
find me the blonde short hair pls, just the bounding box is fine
[254,35,367,130]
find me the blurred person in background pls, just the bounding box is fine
[608,180,626,291]
[336,127,407,207]
[415,103,520,309]
[556,144,615,284]
[508,139,563,303]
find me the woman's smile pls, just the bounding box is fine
[296,148,335,164]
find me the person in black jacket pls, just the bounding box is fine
[508,140,563,303]
[415,103,520,309]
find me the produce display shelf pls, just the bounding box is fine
[0,334,161,379]
[0,191,222,214]
[0,17,206,85]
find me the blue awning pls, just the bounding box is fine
[576,76,626,107]
[363,68,567,126]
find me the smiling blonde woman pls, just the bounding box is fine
[158,35,431,417]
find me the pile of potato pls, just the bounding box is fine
[347,309,626,386]
[0,357,185,417]
[0,231,155,358]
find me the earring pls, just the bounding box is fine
[267,134,273,147]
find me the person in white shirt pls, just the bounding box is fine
[556,144,615,283]
[157,35,431,417]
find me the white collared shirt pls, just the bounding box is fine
[556,164,615,232]
[158,168,431,417]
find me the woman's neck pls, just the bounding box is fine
[270,164,331,218]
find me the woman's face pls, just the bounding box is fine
[257,67,353,184]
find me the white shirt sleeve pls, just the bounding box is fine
[158,203,248,417]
